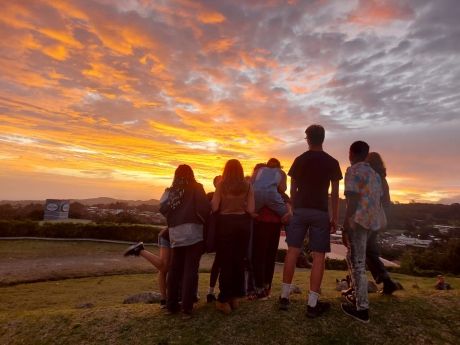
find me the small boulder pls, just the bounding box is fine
[123,292,163,304]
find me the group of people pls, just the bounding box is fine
[124,124,398,323]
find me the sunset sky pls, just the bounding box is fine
[1,0,459,203]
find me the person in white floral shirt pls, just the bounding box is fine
[342,141,383,323]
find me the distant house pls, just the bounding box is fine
[394,234,432,248]
[433,225,460,236]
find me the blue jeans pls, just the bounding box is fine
[347,224,378,310]
[366,231,390,284]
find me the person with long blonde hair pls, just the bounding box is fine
[211,159,255,314]
[365,152,397,294]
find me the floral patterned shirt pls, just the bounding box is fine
[345,162,383,231]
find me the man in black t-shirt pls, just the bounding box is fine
[279,124,342,318]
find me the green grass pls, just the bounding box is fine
[0,239,131,260]
[1,240,459,344]
[1,272,459,345]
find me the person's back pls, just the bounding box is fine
[345,161,382,231]
[289,150,341,212]
[211,159,255,315]
[160,181,209,228]
[252,159,289,218]
[253,167,282,191]
[280,124,342,319]
[218,182,250,215]
[342,141,384,323]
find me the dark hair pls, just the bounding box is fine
[305,124,325,145]
[366,152,386,178]
[267,158,282,169]
[221,159,248,195]
[350,141,370,161]
[173,164,196,185]
[252,163,266,174]
[213,175,222,187]
[250,163,266,182]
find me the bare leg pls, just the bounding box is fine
[310,251,325,293]
[139,247,170,300]
[158,247,171,300]
[282,247,301,284]
[139,249,165,271]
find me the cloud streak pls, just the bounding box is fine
[0,0,459,202]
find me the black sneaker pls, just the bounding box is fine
[278,297,290,311]
[306,301,331,318]
[123,242,144,256]
[341,303,370,323]
[381,279,398,295]
[166,303,180,314]
[206,293,216,303]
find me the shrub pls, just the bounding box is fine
[0,220,164,242]
[325,258,348,271]
[0,220,39,236]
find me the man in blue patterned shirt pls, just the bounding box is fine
[342,141,383,323]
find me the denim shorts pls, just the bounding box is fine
[158,235,171,248]
[285,208,330,252]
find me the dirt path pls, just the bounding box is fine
[0,240,215,286]
[0,255,157,286]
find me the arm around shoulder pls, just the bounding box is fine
[278,170,287,193]
[211,183,221,213]
[159,188,171,216]
[195,183,211,219]
[246,184,255,215]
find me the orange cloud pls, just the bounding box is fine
[0,0,457,204]
[348,0,413,26]
[240,50,278,69]
[42,44,69,61]
[38,28,83,49]
[198,11,226,24]
[0,2,34,30]
[205,38,236,53]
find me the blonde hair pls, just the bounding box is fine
[366,152,386,178]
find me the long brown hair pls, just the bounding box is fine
[167,164,196,210]
[221,159,248,195]
[172,164,196,186]
[366,152,386,178]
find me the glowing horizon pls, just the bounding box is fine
[1,0,459,204]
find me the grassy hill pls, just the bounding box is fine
[0,240,459,344]
[1,274,459,344]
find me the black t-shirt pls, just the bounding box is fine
[288,150,342,212]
